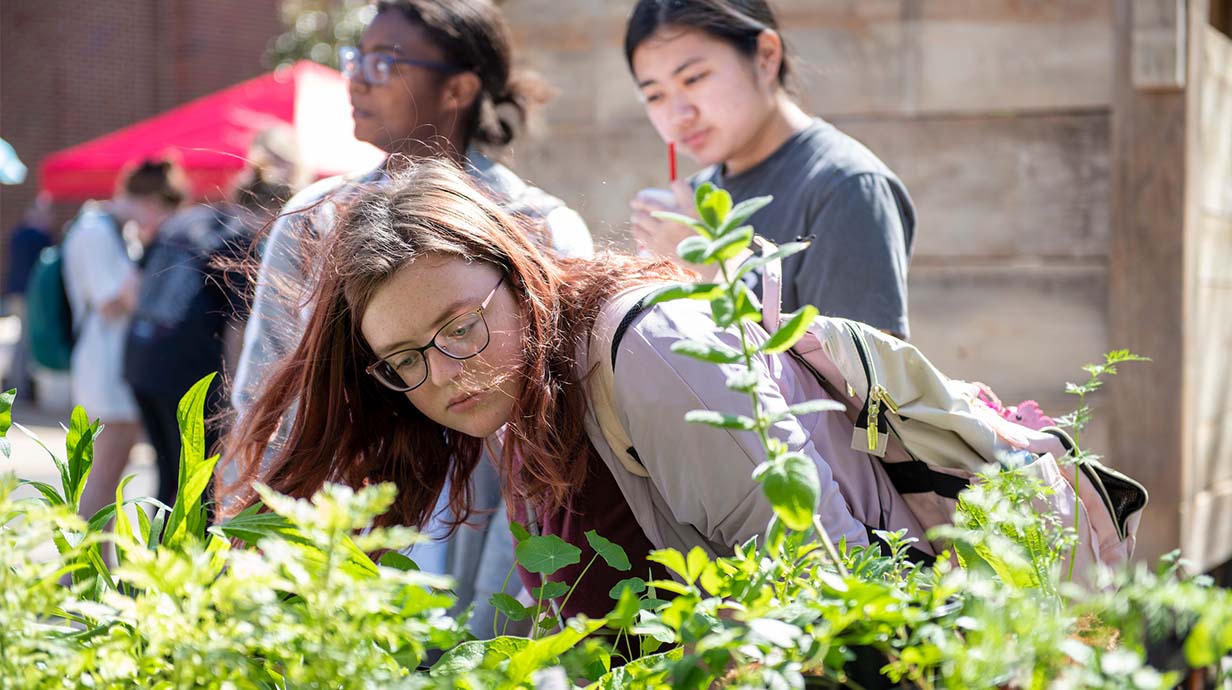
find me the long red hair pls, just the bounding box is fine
[219,158,692,529]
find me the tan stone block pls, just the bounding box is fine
[915,16,1114,112]
[906,263,1110,404]
[838,112,1111,260]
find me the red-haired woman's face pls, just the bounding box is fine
[359,254,524,439]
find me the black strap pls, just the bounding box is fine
[610,296,651,372]
[880,460,971,499]
[844,322,887,439]
[609,296,652,464]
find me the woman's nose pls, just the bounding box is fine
[425,347,464,388]
[668,92,697,126]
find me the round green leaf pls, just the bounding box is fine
[585,530,632,571]
[532,580,570,600]
[609,577,648,600]
[515,534,582,575]
[489,592,532,622]
[757,452,820,531]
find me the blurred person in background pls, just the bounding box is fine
[66,158,190,523]
[229,0,593,638]
[3,193,55,400]
[123,137,294,513]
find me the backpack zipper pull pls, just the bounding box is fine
[874,385,900,415]
[867,396,880,451]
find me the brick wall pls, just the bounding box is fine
[0,0,281,266]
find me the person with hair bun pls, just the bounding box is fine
[231,0,591,637]
[626,0,916,339]
[62,157,190,525]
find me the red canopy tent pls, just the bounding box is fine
[40,61,384,201]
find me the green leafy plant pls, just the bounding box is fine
[2,185,1231,689]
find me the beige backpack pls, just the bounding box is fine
[590,239,1147,573]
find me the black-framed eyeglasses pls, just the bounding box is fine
[338,46,464,86]
[366,275,505,392]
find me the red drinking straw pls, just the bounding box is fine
[668,141,677,182]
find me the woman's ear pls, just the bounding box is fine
[444,71,483,113]
[755,29,785,88]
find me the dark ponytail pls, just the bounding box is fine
[623,0,792,88]
[377,0,552,149]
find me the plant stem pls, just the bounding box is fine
[812,515,849,578]
[556,554,599,631]
[495,561,516,638]
[1066,392,1086,584]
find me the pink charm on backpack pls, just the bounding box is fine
[973,382,1055,431]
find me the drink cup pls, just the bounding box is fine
[635,187,677,210]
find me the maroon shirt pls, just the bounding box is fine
[512,456,671,620]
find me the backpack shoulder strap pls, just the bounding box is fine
[587,285,663,478]
[752,236,786,333]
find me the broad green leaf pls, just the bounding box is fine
[64,407,99,509]
[645,579,693,595]
[1183,612,1232,668]
[683,410,756,431]
[702,226,754,263]
[725,369,760,393]
[685,547,709,584]
[430,640,488,676]
[379,551,419,571]
[607,585,642,629]
[733,241,810,282]
[586,530,631,571]
[699,562,725,596]
[18,479,64,506]
[0,388,13,458]
[489,592,532,622]
[642,282,724,308]
[609,577,647,600]
[711,292,736,327]
[112,474,138,546]
[787,399,846,416]
[515,534,582,575]
[135,499,153,545]
[503,616,607,687]
[732,283,762,323]
[510,521,531,542]
[694,182,717,225]
[760,306,820,355]
[670,340,743,365]
[533,581,570,600]
[676,235,710,264]
[755,453,820,531]
[717,195,773,236]
[164,374,218,549]
[584,649,680,690]
[650,211,711,238]
[647,549,690,582]
[698,188,733,229]
[432,637,532,677]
